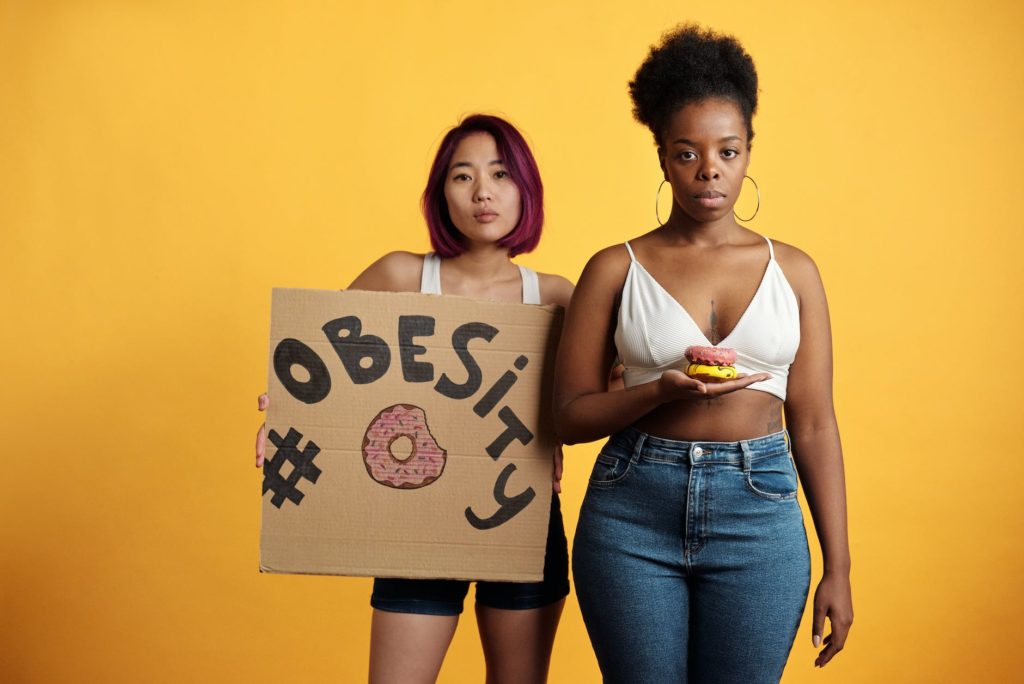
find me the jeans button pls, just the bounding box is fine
[693,446,704,457]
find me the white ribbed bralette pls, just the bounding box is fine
[614,236,800,401]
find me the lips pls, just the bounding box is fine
[693,190,726,208]
[474,210,499,222]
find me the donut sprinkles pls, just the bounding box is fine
[361,404,447,489]
[684,345,738,366]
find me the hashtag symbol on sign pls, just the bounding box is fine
[263,428,322,508]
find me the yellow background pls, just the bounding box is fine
[2,1,1021,682]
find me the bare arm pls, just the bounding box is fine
[778,243,853,667]
[553,247,663,443]
[538,271,575,309]
[538,271,576,493]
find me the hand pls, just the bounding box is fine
[255,393,269,467]
[658,368,771,401]
[552,443,564,494]
[811,571,854,667]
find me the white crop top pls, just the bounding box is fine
[420,252,542,304]
[614,237,800,401]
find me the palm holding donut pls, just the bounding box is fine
[659,368,771,401]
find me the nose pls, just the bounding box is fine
[697,158,720,181]
[473,177,493,202]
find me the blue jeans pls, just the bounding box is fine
[573,427,810,684]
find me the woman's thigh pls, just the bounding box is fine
[369,609,458,684]
[475,600,564,684]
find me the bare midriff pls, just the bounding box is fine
[634,388,784,442]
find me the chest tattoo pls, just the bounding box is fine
[706,299,722,345]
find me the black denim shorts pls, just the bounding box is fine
[370,494,570,616]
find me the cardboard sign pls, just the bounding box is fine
[260,288,563,582]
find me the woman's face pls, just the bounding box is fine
[443,132,522,247]
[661,98,750,225]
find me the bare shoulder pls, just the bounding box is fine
[556,243,633,318]
[580,243,633,288]
[536,272,575,308]
[347,250,424,292]
[769,239,823,292]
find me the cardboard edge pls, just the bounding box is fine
[272,286,565,315]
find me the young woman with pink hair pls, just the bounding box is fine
[256,114,573,683]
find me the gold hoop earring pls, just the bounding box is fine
[734,175,760,222]
[656,179,669,226]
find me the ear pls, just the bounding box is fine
[657,147,667,180]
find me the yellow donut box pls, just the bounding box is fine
[684,363,737,381]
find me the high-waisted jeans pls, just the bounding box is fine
[573,427,811,684]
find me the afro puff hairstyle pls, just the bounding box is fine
[629,24,759,150]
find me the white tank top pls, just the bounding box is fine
[614,236,800,401]
[420,252,541,304]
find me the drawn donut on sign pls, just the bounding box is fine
[362,404,447,489]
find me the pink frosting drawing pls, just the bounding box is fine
[361,404,447,489]
[684,345,737,366]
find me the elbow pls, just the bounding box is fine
[558,432,585,447]
[553,405,585,446]
[557,433,587,447]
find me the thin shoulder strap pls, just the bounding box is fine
[420,253,442,294]
[763,236,776,261]
[623,241,637,261]
[518,265,541,305]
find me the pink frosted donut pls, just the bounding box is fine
[685,345,737,366]
[361,404,447,489]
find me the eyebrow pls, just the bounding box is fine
[671,136,742,145]
[450,159,505,170]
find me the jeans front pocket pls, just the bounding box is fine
[745,451,799,501]
[588,450,633,488]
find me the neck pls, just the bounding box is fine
[444,242,516,279]
[662,206,742,247]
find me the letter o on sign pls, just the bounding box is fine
[273,338,331,404]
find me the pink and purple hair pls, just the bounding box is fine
[422,114,543,258]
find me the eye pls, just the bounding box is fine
[721,149,740,159]
[452,173,471,182]
[494,170,510,179]
[677,150,697,161]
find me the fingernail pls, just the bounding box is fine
[813,635,821,647]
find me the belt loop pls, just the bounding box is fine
[630,430,646,465]
[740,439,753,473]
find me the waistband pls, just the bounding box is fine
[610,426,790,466]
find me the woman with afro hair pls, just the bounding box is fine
[554,25,853,682]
